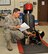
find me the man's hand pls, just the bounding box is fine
[26,31,36,37]
[16,25,21,29]
[26,32,32,35]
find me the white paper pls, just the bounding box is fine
[19,22,30,31]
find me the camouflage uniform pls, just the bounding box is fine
[4,14,24,41]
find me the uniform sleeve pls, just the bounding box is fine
[17,18,21,25]
[4,16,13,29]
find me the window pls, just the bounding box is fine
[0,0,11,5]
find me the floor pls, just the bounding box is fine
[23,43,48,54]
[0,28,19,54]
[22,25,48,54]
[0,26,48,54]
[35,26,48,43]
[0,19,48,54]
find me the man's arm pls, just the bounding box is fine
[4,17,21,30]
[23,30,32,35]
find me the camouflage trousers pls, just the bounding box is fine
[4,29,24,41]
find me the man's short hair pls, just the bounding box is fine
[13,8,20,13]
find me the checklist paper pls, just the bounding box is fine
[19,22,30,31]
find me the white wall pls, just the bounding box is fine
[0,0,14,12]
[0,0,38,24]
[14,0,38,20]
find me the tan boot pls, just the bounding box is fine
[7,41,13,51]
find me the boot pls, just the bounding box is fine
[7,41,13,51]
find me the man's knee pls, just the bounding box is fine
[19,33,24,40]
[4,33,11,41]
[11,32,24,40]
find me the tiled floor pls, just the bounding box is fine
[0,25,48,54]
[35,26,48,43]
[0,28,19,54]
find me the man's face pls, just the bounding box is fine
[14,11,20,18]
